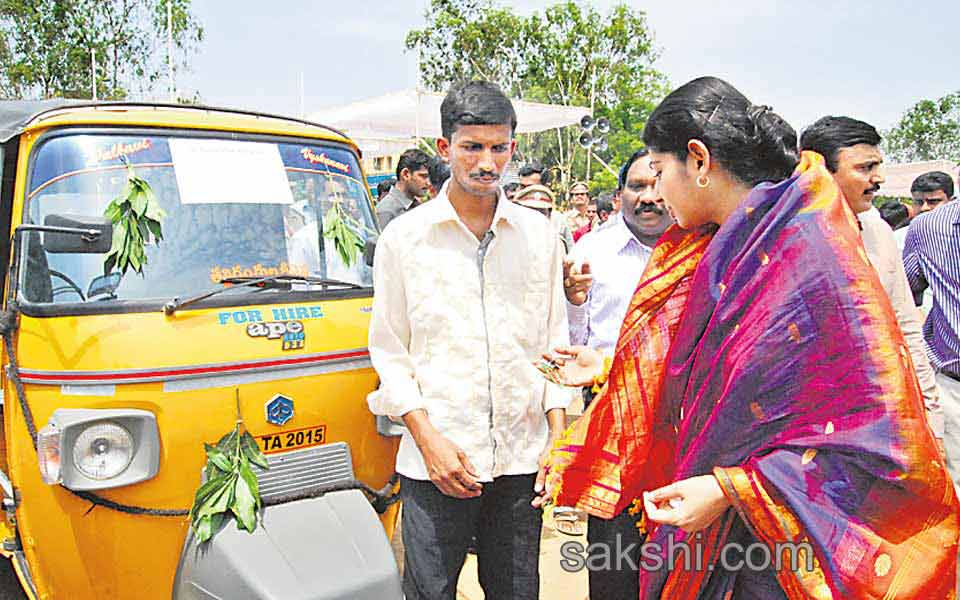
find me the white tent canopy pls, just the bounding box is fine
[310,89,590,156]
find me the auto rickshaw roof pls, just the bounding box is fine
[0,100,357,151]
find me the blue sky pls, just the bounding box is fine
[179,0,959,133]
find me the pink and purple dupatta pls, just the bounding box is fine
[550,152,958,598]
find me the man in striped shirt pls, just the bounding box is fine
[903,197,960,489]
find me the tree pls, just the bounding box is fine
[0,0,203,100]
[884,91,960,163]
[406,0,667,197]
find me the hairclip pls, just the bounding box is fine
[706,96,725,124]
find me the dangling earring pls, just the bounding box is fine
[696,174,710,188]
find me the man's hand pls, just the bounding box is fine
[564,259,593,306]
[420,431,483,498]
[403,410,482,499]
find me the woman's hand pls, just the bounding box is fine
[643,475,730,533]
[544,345,604,388]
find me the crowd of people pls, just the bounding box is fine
[365,77,960,599]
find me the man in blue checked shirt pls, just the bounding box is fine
[903,193,960,492]
[560,148,673,599]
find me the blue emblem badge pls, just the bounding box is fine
[265,394,294,426]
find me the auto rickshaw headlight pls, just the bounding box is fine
[73,422,135,480]
[37,423,62,484]
[37,409,160,491]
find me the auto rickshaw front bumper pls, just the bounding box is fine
[172,442,402,600]
[172,488,401,600]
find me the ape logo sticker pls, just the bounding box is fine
[247,320,305,351]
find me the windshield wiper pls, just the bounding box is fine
[219,275,363,289]
[162,274,363,315]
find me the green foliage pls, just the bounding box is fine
[406,0,667,190]
[190,425,269,544]
[323,202,367,268]
[406,0,527,93]
[0,0,203,100]
[884,91,960,163]
[103,165,166,276]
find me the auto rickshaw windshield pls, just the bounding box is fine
[21,133,375,310]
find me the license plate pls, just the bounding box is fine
[258,425,327,455]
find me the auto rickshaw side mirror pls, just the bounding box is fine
[41,214,113,254]
[363,235,378,267]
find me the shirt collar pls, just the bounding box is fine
[394,186,418,210]
[606,213,651,252]
[422,181,517,232]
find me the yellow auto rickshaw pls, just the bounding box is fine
[0,100,401,599]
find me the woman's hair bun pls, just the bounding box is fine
[643,77,800,186]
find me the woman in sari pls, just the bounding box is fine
[541,77,958,598]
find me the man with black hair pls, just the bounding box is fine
[375,178,395,202]
[903,181,960,494]
[911,170,956,215]
[565,149,672,388]
[367,80,568,600]
[426,155,450,199]
[801,116,943,446]
[595,192,615,225]
[376,148,431,229]
[518,162,549,187]
[877,199,909,231]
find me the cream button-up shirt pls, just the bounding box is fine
[367,185,570,482]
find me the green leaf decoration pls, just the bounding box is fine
[323,201,369,268]
[232,470,257,532]
[204,443,233,472]
[189,422,270,544]
[194,514,213,541]
[241,430,269,470]
[239,459,261,509]
[102,164,166,277]
[217,427,240,455]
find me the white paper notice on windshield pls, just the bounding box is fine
[169,138,294,205]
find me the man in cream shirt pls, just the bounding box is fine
[367,80,569,600]
[802,117,943,441]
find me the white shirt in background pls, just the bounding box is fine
[566,213,654,356]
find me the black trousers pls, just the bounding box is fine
[399,473,542,600]
[587,508,645,600]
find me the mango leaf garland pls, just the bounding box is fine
[189,425,269,543]
[103,164,166,276]
[323,202,366,268]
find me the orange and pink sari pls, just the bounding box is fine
[549,153,958,598]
